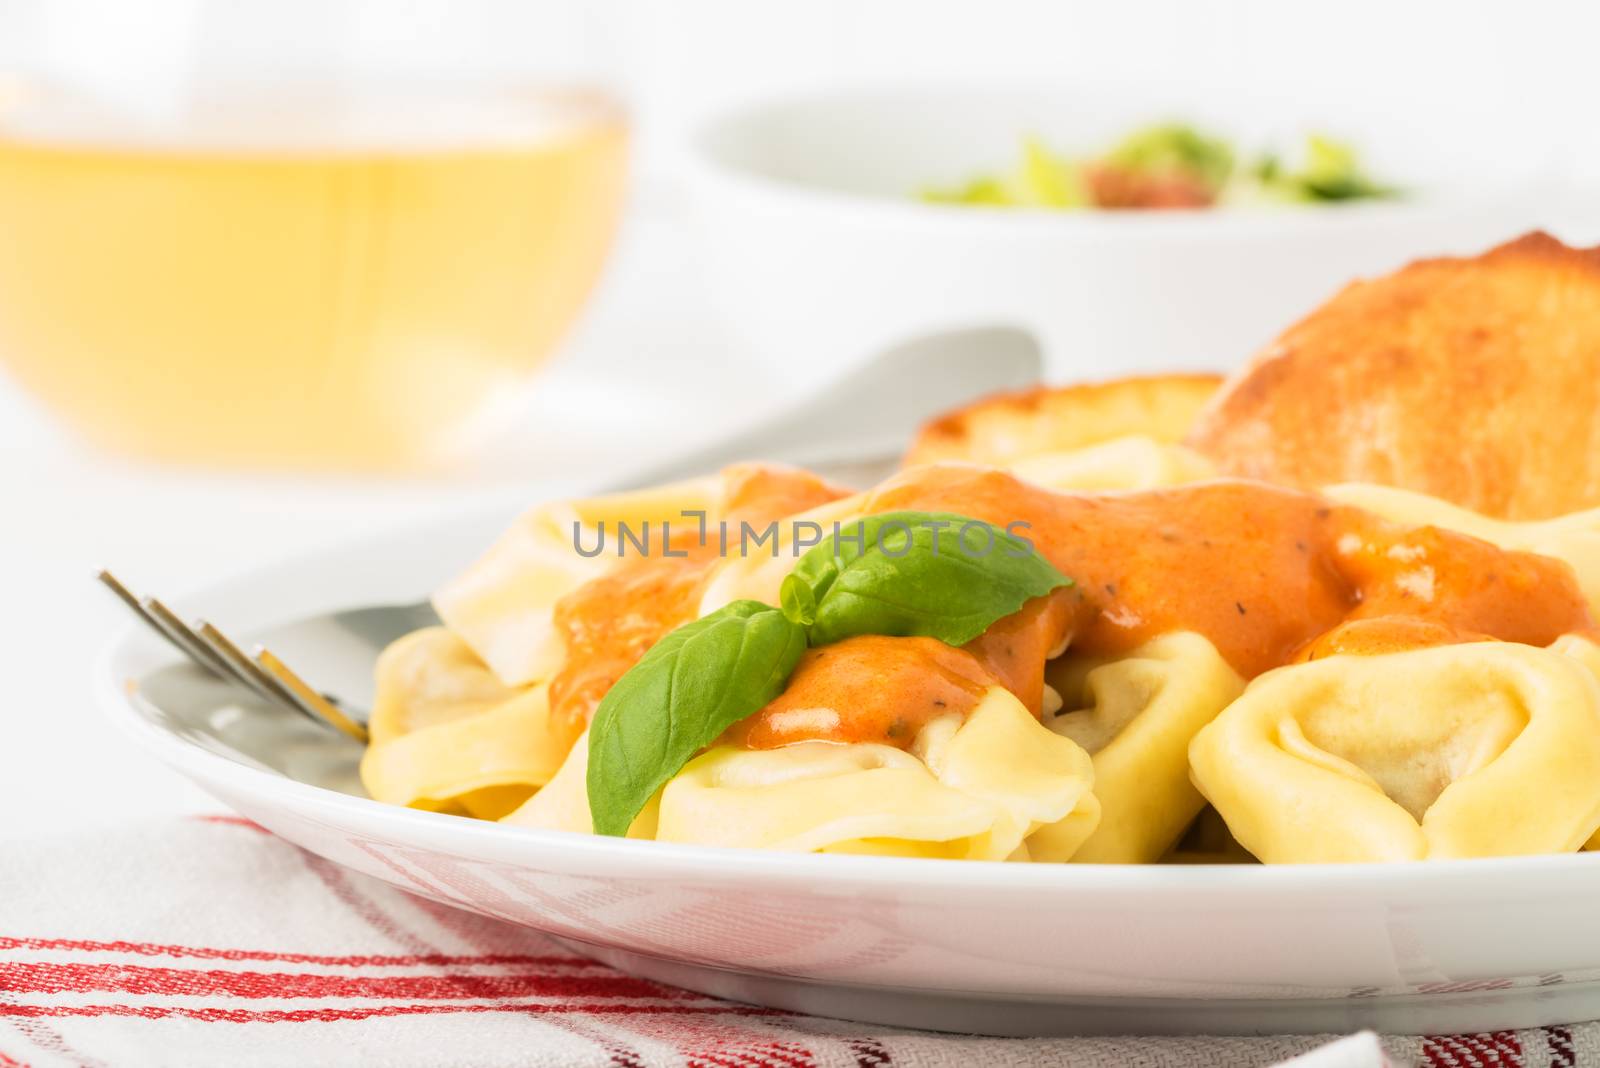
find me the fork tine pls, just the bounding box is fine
[254,647,369,744]
[95,570,225,677]
[95,568,161,627]
[193,619,321,722]
[142,595,239,681]
[100,570,373,741]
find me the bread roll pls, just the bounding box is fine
[905,374,1221,468]
[1187,232,1600,519]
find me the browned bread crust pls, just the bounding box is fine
[905,374,1223,468]
[1185,232,1600,520]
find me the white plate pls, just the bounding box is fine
[95,503,1600,1036]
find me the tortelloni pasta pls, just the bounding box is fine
[361,628,579,819]
[366,442,1600,867]
[433,475,727,688]
[501,731,660,839]
[505,688,1100,861]
[1189,639,1600,864]
[367,463,848,821]
[1044,633,1245,863]
[1555,635,1600,853]
[365,480,724,821]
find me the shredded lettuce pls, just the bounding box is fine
[1103,123,1234,195]
[922,137,1087,208]
[1258,134,1396,202]
[921,124,1396,211]
[1017,137,1090,208]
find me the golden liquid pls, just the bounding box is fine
[0,87,627,469]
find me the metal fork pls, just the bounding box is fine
[96,326,1043,744]
[96,569,374,742]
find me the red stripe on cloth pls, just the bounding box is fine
[1422,1030,1524,1067]
[188,815,269,833]
[849,1038,893,1067]
[0,937,582,968]
[391,901,664,1068]
[0,1048,29,1067]
[546,1021,650,1068]
[0,1002,783,1024]
[686,1041,814,1068]
[1545,1025,1576,1068]
[0,961,691,1002]
[618,1015,815,1068]
[6,1018,110,1068]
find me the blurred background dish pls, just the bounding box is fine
[918,123,1399,210]
[686,84,1579,382]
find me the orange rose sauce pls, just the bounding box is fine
[552,464,1597,750]
[546,464,848,733]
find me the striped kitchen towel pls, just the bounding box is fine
[0,818,1582,1067]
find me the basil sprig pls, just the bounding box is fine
[586,600,807,837]
[585,511,1072,836]
[781,510,1071,646]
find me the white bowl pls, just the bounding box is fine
[95,499,1600,1037]
[685,84,1564,382]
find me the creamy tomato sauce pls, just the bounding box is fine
[1293,618,1490,662]
[727,635,994,749]
[727,592,1076,749]
[553,463,1597,750]
[547,465,846,731]
[868,467,1594,678]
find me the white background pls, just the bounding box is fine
[1,0,1597,832]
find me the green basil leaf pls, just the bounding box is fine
[585,600,807,837]
[789,510,1072,647]
[779,572,816,627]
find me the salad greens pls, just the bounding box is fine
[1104,123,1235,197]
[922,122,1396,211]
[1251,133,1396,203]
